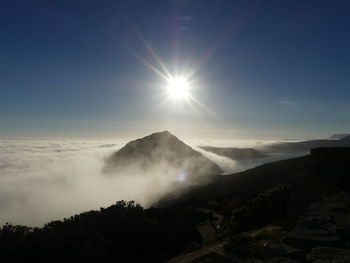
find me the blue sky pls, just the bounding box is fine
[1,0,350,139]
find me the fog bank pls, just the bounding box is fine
[0,139,304,226]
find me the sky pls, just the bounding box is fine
[1,0,350,140]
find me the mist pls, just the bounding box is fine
[0,138,305,226]
[0,139,181,226]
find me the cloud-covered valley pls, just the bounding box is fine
[0,139,303,226]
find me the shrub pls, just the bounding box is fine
[224,229,289,259]
[224,234,261,258]
[226,183,290,234]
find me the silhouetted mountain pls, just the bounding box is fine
[263,135,350,153]
[199,146,266,160]
[104,131,222,184]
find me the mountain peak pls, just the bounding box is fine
[140,130,178,142]
[104,131,222,184]
[146,130,173,137]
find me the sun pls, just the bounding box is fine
[166,77,190,100]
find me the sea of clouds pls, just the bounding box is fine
[0,138,303,226]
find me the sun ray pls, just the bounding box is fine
[132,28,173,80]
[128,25,221,120]
[186,93,220,120]
[130,49,170,80]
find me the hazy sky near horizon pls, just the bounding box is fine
[1,0,350,139]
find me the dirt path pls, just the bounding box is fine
[247,225,283,237]
[166,225,283,263]
[165,239,227,263]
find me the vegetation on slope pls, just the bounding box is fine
[0,201,211,263]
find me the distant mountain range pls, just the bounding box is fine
[263,134,350,153]
[199,134,350,159]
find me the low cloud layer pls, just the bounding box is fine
[0,139,303,226]
[0,139,185,226]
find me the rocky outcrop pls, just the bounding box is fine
[285,192,350,250]
[104,131,222,184]
[244,192,350,263]
[199,146,266,160]
[307,247,350,262]
[260,242,305,261]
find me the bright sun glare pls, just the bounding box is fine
[166,77,190,100]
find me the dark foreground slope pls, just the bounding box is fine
[161,147,350,218]
[156,153,311,211]
[199,146,266,160]
[104,131,222,184]
[166,147,350,262]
